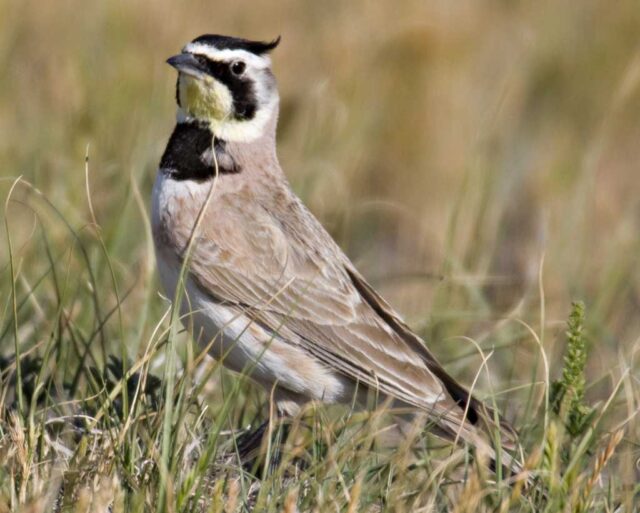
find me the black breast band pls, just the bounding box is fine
[159,122,240,181]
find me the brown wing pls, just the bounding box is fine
[181,193,463,413]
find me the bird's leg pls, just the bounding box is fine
[233,415,291,476]
[264,415,290,477]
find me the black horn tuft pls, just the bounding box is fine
[190,34,281,55]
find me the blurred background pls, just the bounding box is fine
[1,0,639,448]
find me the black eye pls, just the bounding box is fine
[231,61,246,75]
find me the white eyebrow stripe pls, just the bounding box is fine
[182,43,271,69]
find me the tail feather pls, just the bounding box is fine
[346,267,527,481]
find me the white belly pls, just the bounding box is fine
[154,248,265,375]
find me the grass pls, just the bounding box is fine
[1,0,640,511]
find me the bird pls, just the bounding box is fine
[151,34,521,474]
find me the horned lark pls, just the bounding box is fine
[152,34,519,471]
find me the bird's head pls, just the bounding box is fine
[167,34,280,142]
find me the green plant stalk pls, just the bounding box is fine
[5,177,25,417]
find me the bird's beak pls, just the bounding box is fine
[166,53,207,78]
